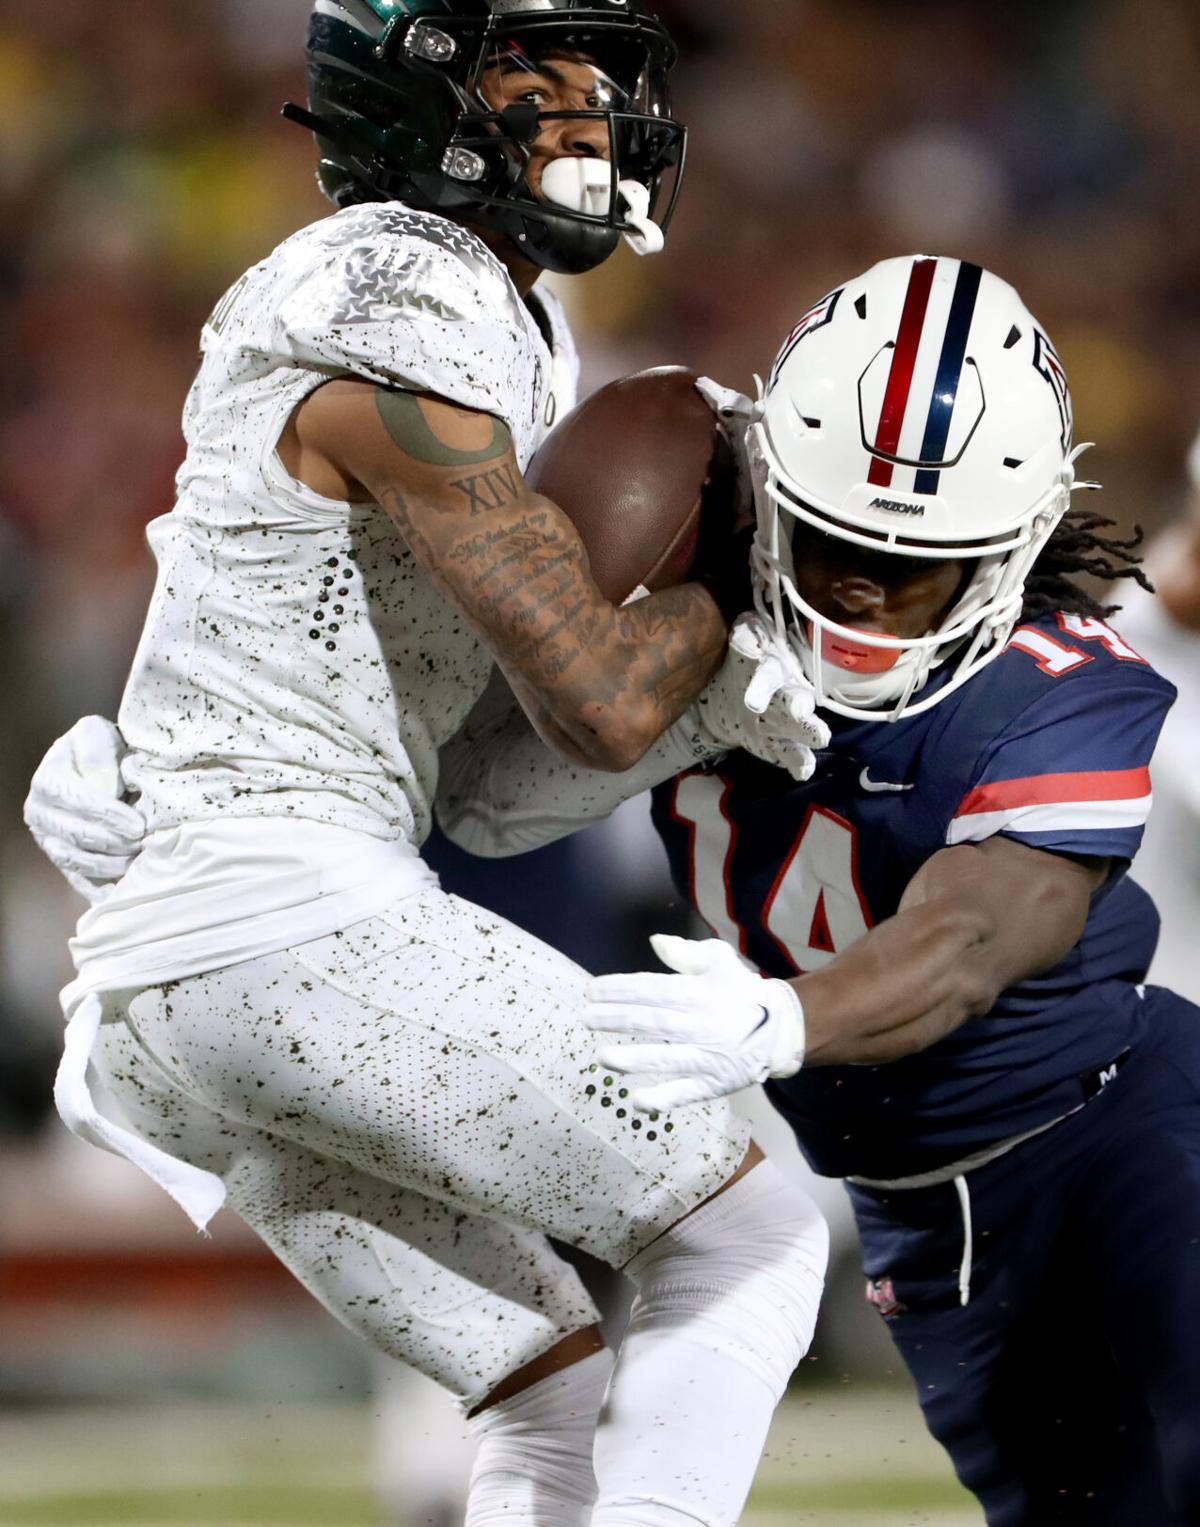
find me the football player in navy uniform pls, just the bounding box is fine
[575,256,1200,1525]
[428,254,1197,1523]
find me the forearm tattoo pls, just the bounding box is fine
[373,387,726,753]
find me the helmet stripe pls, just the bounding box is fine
[913,260,983,494]
[866,257,937,488]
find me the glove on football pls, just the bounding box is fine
[584,933,806,1112]
[24,716,143,901]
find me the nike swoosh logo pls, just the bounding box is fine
[859,768,915,793]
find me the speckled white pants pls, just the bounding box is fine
[93,888,749,1410]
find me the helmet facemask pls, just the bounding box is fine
[745,256,1087,722]
[289,2,686,275]
[438,20,684,269]
[750,424,1078,721]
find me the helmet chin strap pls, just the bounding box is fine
[539,157,665,255]
[616,178,665,254]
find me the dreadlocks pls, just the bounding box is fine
[1021,506,1153,622]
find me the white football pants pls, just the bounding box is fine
[93,887,750,1409]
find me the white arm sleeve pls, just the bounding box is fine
[436,671,722,857]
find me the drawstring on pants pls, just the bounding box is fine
[953,1174,973,1306]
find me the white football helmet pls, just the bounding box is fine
[749,254,1089,721]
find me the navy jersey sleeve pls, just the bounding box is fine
[944,618,1175,863]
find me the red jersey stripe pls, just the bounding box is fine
[955,767,1152,818]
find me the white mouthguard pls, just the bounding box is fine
[541,156,612,215]
[539,158,665,256]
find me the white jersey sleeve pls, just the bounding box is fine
[272,206,549,455]
[435,673,717,857]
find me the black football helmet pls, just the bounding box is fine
[283,0,687,274]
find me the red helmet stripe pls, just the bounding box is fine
[867,257,937,487]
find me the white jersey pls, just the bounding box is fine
[120,202,578,847]
[59,206,580,1216]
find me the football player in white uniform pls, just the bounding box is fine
[24,4,832,1524]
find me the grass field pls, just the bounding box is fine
[0,1388,982,1527]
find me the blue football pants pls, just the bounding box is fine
[849,985,1200,1526]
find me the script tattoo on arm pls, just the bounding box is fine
[366,385,727,770]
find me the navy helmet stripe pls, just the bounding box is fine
[914,261,983,495]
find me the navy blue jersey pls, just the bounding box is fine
[651,612,1177,1179]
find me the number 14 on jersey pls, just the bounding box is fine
[670,774,873,974]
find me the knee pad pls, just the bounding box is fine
[623,1157,828,1400]
[590,1161,828,1526]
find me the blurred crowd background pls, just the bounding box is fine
[1,1,1198,1522]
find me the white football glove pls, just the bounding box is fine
[692,613,831,781]
[583,933,806,1112]
[24,716,144,902]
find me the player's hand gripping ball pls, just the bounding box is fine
[696,614,831,780]
[530,367,828,777]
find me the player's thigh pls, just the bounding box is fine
[119,888,750,1266]
[849,1168,1159,1527]
[93,1017,600,1412]
[851,1096,1190,1527]
[851,1179,1029,1519]
[909,1288,1168,1527]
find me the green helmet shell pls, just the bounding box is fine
[285,0,687,274]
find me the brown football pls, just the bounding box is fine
[526,366,723,604]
